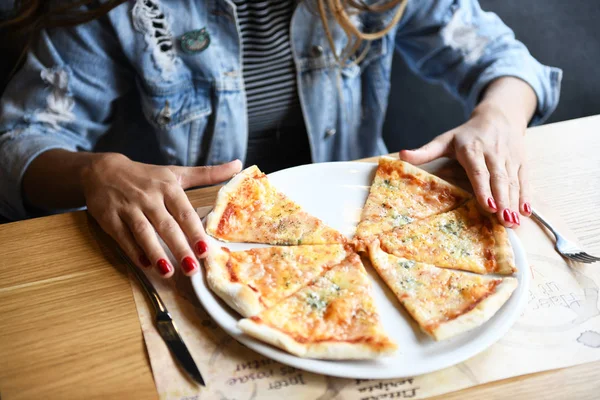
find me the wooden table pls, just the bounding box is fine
[1,115,600,400]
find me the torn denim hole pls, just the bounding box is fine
[34,67,75,129]
[132,0,180,80]
[441,9,489,64]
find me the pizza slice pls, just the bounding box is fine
[206,165,345,245]
[355,157,471,241]
[368,240,518,341]
[237,252,397,359]
[377,199,516,275]
[204,244,351,317]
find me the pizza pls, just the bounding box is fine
[206,165,345,245]
[377,199,516,275]
[355,157,471,242]
[201,157,520,359]
[204,244,351,317]
[367,239,518,341]
[237,252,397,359]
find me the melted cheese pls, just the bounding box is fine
[356,158,470,239]
[249,254,393,345]
[378,199,498,274]
[369,245,501,334]
[210,166,345,245]
[228,245,348,309]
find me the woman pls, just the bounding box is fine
[0,0,561,278]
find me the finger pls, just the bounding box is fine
[506,161,521,226]
[487,159,515,228]
[399,132,453,165]
[95,211,150,269]
[144,205,199,278]
[455,148,497,213]
[121,209,175,278]
[171,159,243,189]
[165,186,210,266]
[518,165,533,217]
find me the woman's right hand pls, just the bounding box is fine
[80,153,242,278]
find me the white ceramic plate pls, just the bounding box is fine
[191,162,530,379]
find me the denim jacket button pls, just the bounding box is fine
[311,45,324,58]
[325,128,336,137]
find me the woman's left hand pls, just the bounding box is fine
[399,102,532,228]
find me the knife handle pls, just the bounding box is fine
[116,248,169,314]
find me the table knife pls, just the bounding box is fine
[117,249,206,386]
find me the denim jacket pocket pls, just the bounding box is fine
[340,35,389,78]
[297,34,388,77]
[138,80,212,165]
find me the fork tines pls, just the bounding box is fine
[567,252,600,263]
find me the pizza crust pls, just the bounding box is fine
[466,199,516,275]
[384,157,471,200]
[352,238,367,253]
[203,246,263,317]
[205,165,260,241]
[431,277,518,340]
[238,318,396,359]
[492,224,517,275]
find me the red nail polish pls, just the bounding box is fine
[181,256,198,274]
[196,240,208,255]
[139,254,151,268]
[503,209,512,223]
[524,202,532,215]
[512,211,520,225]
[487,197,498,211]
[157,259,173,276]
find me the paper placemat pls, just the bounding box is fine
[129,201,600,400]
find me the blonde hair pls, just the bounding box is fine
[318,0,408,64]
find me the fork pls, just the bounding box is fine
[530,207,600,264]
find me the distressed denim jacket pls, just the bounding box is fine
[0,0,562,221]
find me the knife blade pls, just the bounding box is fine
[156,311,206,386]
[117,248,206,386]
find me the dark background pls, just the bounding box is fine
[382,0,600,151]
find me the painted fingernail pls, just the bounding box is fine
[524,202,532,215]
[157,259,173,276]
[503,209,512,223]
[512,211,520,225]
[181,256,198,274]
[139,254,151,268]
[487,197,498,211]
[196,240,208,256]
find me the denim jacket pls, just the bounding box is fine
[0,0,562,220]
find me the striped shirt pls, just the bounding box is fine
[233,0,311,173]
[233,0,303,135]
